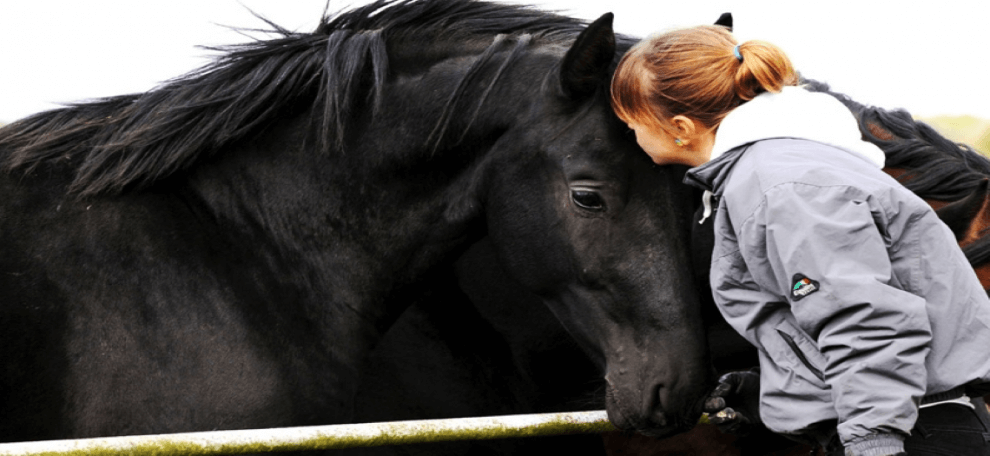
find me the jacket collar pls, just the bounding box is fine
[683,146,746,194]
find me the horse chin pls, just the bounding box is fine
[605,411,693,440]
[605,384,708,439]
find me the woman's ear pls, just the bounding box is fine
[670,115,700,141]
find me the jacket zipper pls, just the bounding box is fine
[777,330,826,382]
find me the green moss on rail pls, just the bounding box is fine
[20,413,618,456]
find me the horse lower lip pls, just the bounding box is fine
[605,399,674,435]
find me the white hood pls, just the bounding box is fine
[710,86,886,168]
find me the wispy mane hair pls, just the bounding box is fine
[0,0,589,196]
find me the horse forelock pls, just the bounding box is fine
[0,0,590,197]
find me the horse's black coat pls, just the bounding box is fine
[0,0,709,443]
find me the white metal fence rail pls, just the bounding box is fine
[0,410,617,456]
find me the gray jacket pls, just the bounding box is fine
[684,88,990,456]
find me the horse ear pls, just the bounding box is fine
[714,12,733,31]
[559,13,616,99]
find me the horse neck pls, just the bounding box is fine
[184,105,490,340]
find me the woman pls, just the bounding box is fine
[610,25,990,456]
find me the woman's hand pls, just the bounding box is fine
[704,368,762,435]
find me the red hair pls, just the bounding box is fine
[611,25,798,131]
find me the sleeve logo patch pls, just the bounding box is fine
[791,274,820,301]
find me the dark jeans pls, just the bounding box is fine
[823,397,990,456]
[903,397,990,456]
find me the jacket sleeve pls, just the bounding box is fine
[741,182,932,451]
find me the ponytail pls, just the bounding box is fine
[611,25,798,130]
[733,40,798,101]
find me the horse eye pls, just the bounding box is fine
[571,189,605,211]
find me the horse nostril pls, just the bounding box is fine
[650,383,669,427]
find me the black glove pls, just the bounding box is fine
[704,368,762,436]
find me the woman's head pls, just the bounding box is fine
[611,25,798,165]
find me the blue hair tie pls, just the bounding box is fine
[733,44,743,62]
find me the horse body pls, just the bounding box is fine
[1,111,362,438]
[0,0,709,443]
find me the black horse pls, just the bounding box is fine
[0,0,709,444]
[350,78,990,456]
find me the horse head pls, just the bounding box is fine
[454,14,712,436]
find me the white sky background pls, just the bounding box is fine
[1,1,987,123]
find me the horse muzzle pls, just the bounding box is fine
[601,351,710,437]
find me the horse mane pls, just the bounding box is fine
[0,0,590,196]
[803,78,990,266]
[803,79,990,200]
